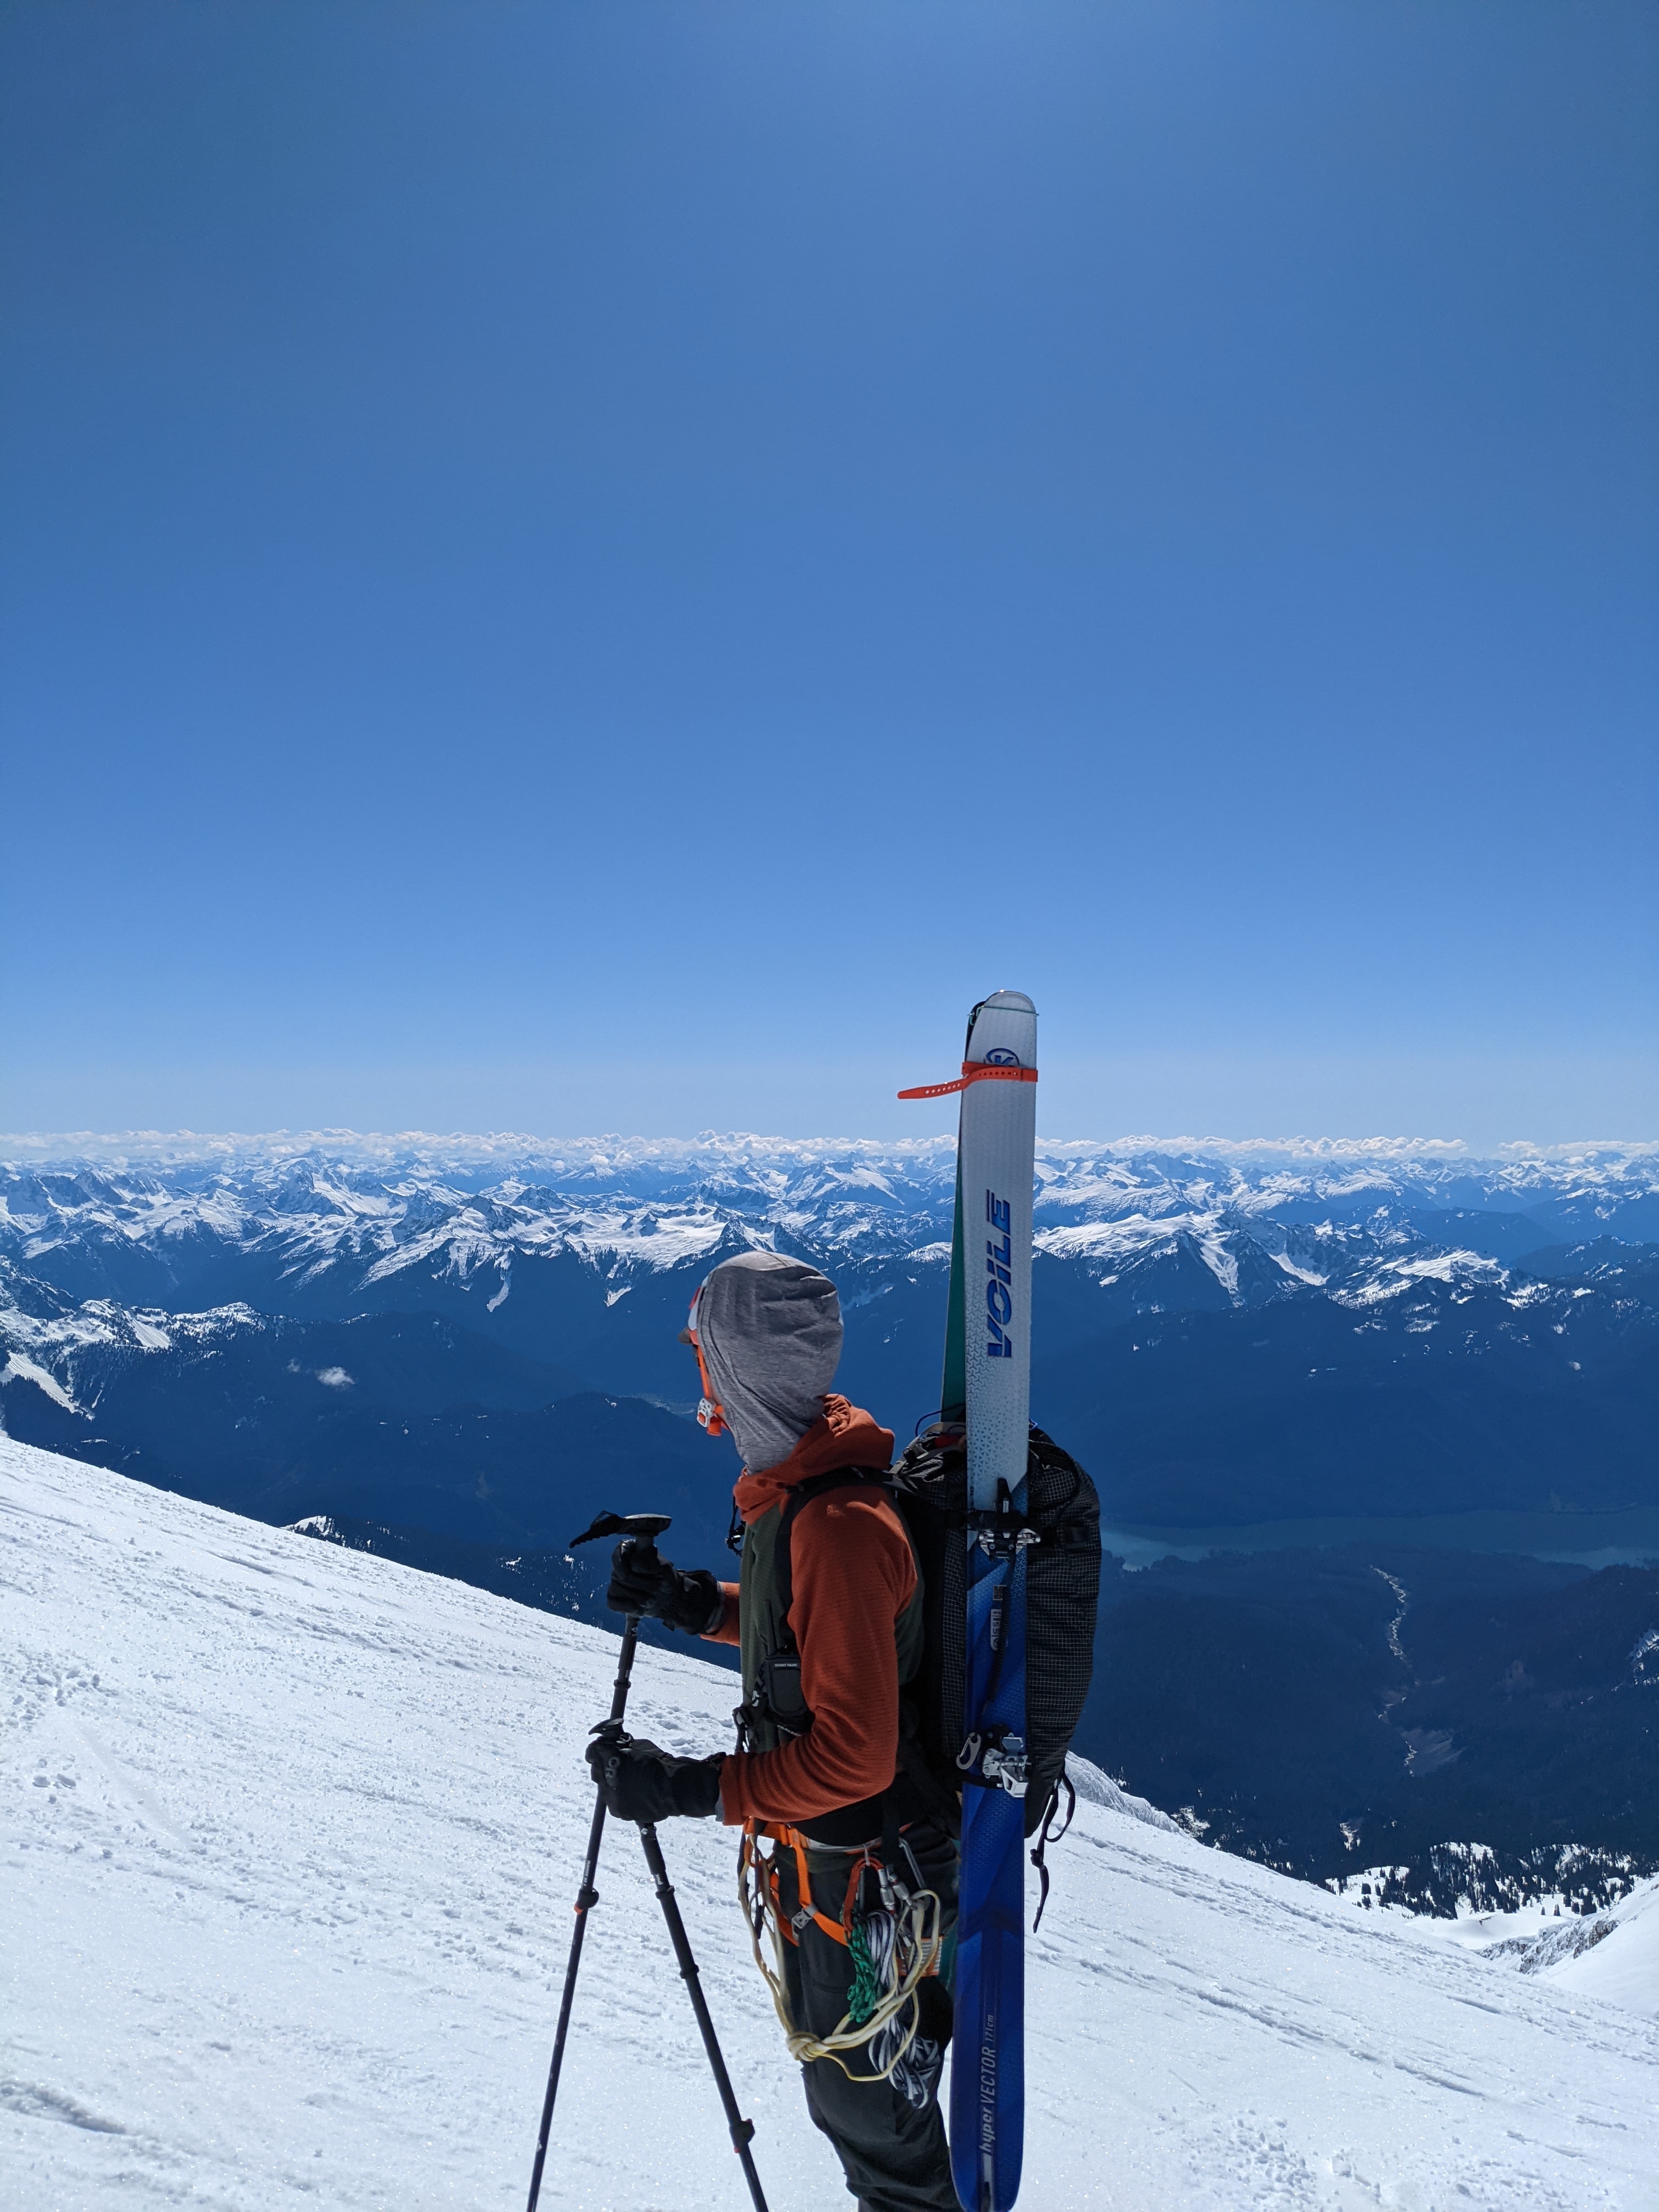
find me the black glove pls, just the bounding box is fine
[585,1730,724,1823]
[605,1541,724,1634]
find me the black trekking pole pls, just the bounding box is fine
[633,1809,772,2212]
[524,1510,669,2212]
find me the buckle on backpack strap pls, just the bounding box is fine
[983,1733,1029,1796]
[955,1725,1029,1798]
[969,1474,1040,1559]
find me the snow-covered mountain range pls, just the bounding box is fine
[4,1132,1656,1317]
[3,1135,1654,1931]
[4,1133,1654,1533]
[5,1435,1656,2211]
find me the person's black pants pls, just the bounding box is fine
[774,1822,960,2212]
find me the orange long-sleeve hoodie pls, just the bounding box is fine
[703,1395,911,1828]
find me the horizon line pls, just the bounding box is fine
[3,1128,1656,1168]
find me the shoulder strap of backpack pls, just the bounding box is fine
[774,1466,897,1641]
[775,1464,963,1833]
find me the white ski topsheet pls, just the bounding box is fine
[4,1435,1658,2212]
[959,991,1037,1511]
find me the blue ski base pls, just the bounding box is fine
[950,1783,1026,2211]
[950,1517,1030,2212]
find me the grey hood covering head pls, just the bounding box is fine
[694,1252,843,1474]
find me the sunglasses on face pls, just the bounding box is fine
[681,1290,727,1439]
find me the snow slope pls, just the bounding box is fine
[1427,1880,1659,2024]
[1552,1881,1659,2022]
[4,1438,1657,2212]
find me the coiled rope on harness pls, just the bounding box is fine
[738,1823,943,2085]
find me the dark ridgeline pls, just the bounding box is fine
[1085,1544,1658,1915]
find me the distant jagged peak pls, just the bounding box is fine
[2,1134,1655,1295]
[1496,1139,1659,1163]
[1042,1132,1475,1161]
[4,1127,1656,1177]
[0,1127,961,1176]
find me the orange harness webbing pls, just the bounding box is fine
[742,1820,864,1949]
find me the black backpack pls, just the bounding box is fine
[888,1421,1102,1839]
[770,1423,1102,1842]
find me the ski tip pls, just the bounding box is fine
[975,989,1036,1015]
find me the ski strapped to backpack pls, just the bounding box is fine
[901,986,1106,2211]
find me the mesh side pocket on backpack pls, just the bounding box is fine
[1021,1426,1102,1833]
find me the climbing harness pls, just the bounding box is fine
[738,1821,943,2087]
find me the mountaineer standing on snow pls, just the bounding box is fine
[585,1250,960,2212]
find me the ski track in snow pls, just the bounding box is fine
[3,1437,1656,2212]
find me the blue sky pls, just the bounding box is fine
[2,1,1654,1147]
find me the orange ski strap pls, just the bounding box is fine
[898,1060,1039,1102]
